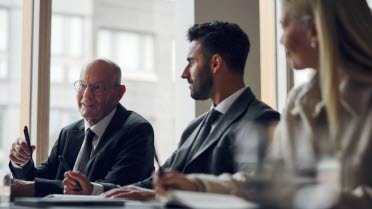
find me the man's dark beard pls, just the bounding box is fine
[190,62,213,100]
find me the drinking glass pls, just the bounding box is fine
[0,170,11,206]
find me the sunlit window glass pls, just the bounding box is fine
[0,2,23,171]
[118,32,140,71]
[97,29,155,73]
[50,63,64,83]
[51,15,63,55]
[0,59,7,78]
[97,30,111,58]
[68,16,82,57]
[50,12,84,150]
[0,9,7,51]
[0,8,8,79]
[68,65,81,83]
[144,36,154,72]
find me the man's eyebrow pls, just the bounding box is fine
[187,57,194,62]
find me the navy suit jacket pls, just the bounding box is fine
[10,104,155,196]
[134,87,280,189]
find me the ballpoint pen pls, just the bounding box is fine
[23,126,33,159]
[58,155,82,191]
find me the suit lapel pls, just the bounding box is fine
[84,104,129,174]
[185,88,255,167]
[171,114,207,170]
[66,121,85,168]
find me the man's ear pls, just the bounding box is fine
[116,85,126,102]
[210,54,222,74]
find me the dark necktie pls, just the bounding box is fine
[186,109,221,162]
[76,128,96,173]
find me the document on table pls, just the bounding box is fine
[14,194,126,207]
[163,190,258,209]
[44,194,103,200]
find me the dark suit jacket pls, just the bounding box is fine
[134,87,280,189]
[10,104,154,197]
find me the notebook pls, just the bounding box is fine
[163,190,258,209]
[14,194,125,207]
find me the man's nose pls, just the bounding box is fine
[181,66,190,79]
[83,86,94,98]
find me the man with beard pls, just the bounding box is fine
[63,21,280,200]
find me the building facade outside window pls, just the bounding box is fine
[0,0,23,171]
[0,8,8,79]
[97,29,156,81]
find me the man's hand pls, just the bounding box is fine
[101,185,155,201]
[63,171,93,195]
[9,137,36,165]
[154,170,198,196]
[11,179,35,197]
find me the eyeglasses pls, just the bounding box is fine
[74,80,118,95]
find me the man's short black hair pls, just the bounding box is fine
[187,21,250,74]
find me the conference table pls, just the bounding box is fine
[1,202,179,209]
[0,200,262,209]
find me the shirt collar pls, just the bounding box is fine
[84,108,117,138]
[212,86,247,114]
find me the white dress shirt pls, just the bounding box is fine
[210,86,247,130]
[73,108,117,195]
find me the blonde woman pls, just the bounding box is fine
[155,0,372,208]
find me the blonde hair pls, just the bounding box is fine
[283,0,372,142]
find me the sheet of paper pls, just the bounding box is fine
[165,190,258,209]
[44,194,103,200]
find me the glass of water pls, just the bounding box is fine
[0,170,11,206]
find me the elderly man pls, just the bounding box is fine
[9,59,154,197]
[64,22,280,200]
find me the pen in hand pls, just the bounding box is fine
[154,150,164,177]
[23,126,33,159]
[58,155,82,191]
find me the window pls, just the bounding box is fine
[97,29,156,80]
[49,13,85,146]
[0,8,8,79]
[51,14,83,58]
[0,108,4,163]
[0,2,23,171]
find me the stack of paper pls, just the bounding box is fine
[164,190,258,209]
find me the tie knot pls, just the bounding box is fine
[86,128,96,142]
[205,109,221,125]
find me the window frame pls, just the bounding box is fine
[21,0,52,165]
